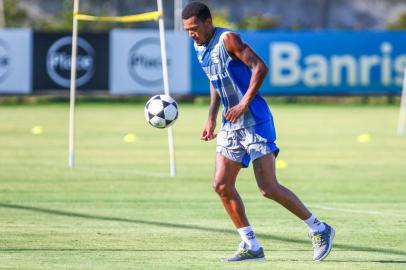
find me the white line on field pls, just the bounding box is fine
[309,204,406,218]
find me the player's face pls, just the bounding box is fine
[183,16,213,46]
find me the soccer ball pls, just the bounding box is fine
[144,95,179,129]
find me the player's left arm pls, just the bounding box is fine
[223,32,268,123]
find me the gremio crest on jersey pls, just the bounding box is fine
[211,51,220,64]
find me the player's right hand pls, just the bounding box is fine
[201,120,217,141]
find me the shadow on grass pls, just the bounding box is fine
[0,248,234,252]
[272,258,406,263]
[1,203,405,257]
[326,260,406,264]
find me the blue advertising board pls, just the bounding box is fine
[191,31,406,95]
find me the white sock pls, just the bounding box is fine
[237,226,261,251]
[304,214,326,232]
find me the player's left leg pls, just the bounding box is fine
[253,153,311,220]
[252,153,335,261]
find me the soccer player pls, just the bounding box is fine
[182,2,335,262]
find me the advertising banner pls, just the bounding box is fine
[191,31,406,95]
[33,32,109,90]
[110,29,190,95]
[0,29,32,94]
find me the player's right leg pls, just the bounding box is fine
[213,154,247,228]
[213,154,265,261]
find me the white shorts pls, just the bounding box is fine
[216,121,279,168]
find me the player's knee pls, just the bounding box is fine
[259,184,282,201]
[259,187,275,200]
[213,181,232,197]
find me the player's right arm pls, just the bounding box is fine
[201,83,220,141]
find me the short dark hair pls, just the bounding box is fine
[182,1,212,21]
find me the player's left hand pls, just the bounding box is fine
[225,102,248,123]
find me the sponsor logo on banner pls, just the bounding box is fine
[128,38,172,87]
[46,36,95,88]
[0,39,10,82]
[109,30,189,95]
[192,31,406,95]
[270,41,406,88]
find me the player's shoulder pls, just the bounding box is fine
[220,30,244,54]
[216,27,239,40]
[216,29,242,47]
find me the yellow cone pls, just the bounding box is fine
[357,133,371,143]
[123,133,137,143]
[276,159,288,169]
[31,126,43,135]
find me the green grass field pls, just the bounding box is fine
[1,102,406,270]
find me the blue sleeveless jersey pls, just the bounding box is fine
[194,27,273,131]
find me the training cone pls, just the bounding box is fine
[357,133,371,143]
[123,133,137,143]
[276,159,288,169]
[31,126,43,135]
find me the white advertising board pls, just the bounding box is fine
[110,29,190,95]
[0,29,32,94]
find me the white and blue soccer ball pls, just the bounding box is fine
[144,95,179,129]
